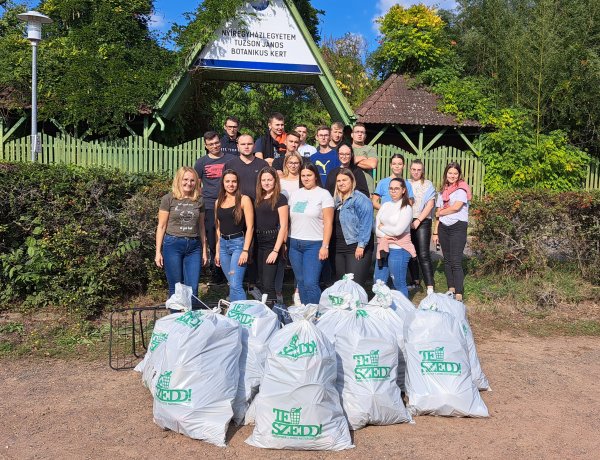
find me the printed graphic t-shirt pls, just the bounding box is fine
[310,150,340,184]
[160,193,205,238]
[288,186,334,241]
[194,153,233,209]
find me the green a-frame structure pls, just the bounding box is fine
[144,0,355,139]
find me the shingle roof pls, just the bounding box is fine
[355,74,480,127]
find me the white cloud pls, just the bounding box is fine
[148,13,167,30]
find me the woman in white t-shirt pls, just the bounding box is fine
[432,162,471,302]
[288,163,334,304]
[279,152,302,199]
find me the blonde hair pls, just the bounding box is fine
[172,167,201,200]
[334,168,357,202]
[282,152,303,178]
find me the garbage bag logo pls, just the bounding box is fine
[226,302,256,327]
[353,350,392,381]
[277,334,317,360]
[149,332,168,352]
[175,311,205,329]
[272,407,323,439]
[155,371,192,404]
[419,347,462,375]
[328,294,346,306]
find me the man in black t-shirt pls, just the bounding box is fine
[253,112,287,167]
[194,131,233,285]
[220,116,240,156]
[225,134,268,200]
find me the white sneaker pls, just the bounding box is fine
[427,287,434,295]
[293,292,301,306]
[248,286,262,301]
[445,290,455,299]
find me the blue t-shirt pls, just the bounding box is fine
[310,150,340,184]
[374,176,414,205]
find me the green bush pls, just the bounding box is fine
[470,190,600,284]
[0,162,170,317]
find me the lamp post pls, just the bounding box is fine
[17,10,53,162]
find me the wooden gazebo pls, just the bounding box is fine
[356,74,482,155]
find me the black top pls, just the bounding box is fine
[255,194,288,232]
[253,133,286,159]
[220,133,240,156]
[225,156,269,200]
[217,206,245,236]
[325,164,370,198]
[333,208,355,254]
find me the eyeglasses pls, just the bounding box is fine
[287,162,301,166]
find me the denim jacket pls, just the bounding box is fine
[334,191,374,247]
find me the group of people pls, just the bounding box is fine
[155,113,471,308]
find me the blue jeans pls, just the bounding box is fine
[288,238,324,305]
[219,236,247,301]
[374,247,411,298]
[162,235,202,306]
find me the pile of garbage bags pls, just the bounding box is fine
[135,276,490,450]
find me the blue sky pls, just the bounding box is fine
[150,0,457,51]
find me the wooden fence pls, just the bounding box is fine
[2,133,599,197]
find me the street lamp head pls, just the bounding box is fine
[17,11,53,42]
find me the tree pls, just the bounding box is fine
[0,0,176,137]
[320,33,378,109]
[368,4,455,79]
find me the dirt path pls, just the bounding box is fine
[1,334,599,459]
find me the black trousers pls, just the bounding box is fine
[408,218,435,287]
[334,248,373,287]
[256,232,284,302]
[204,209,225,279]
[438,220,468,295]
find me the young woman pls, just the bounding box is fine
[372,153,414,209]
[374,177,416,298]
[288,163,334,305]
[215,169,254,301]
[432,162,471,302]
[331,168,374,286]
[254,167,289,304]
[325,144,370,197]
[155,167,208,307]
[279,152,302,199]
[408,159,437,294]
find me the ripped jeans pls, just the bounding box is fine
[373,247,411,298]
[219,236,247,301]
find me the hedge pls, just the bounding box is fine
[0,162,170,318]
[470,190,600,284]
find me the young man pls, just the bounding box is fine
[294,124,316,159]
[310,125,341,184]
[225,134,269,200]
[352,123,379,194]
[328,121,346,150]
[272,130,301,172]
[220,116,240,156]
[194,131,234,284]
[253,112,287,166]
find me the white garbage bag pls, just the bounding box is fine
[389,289,417,324]
[134,312,182,394]
[418,293,490,391]
[165,283,193,312]
[225,299,280,425]
[319,306,412,430]
[152,310,242,447]
[246,317,353,451]
[319,274,368,314]
[404,309,489,417]
[366,281,411,391]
